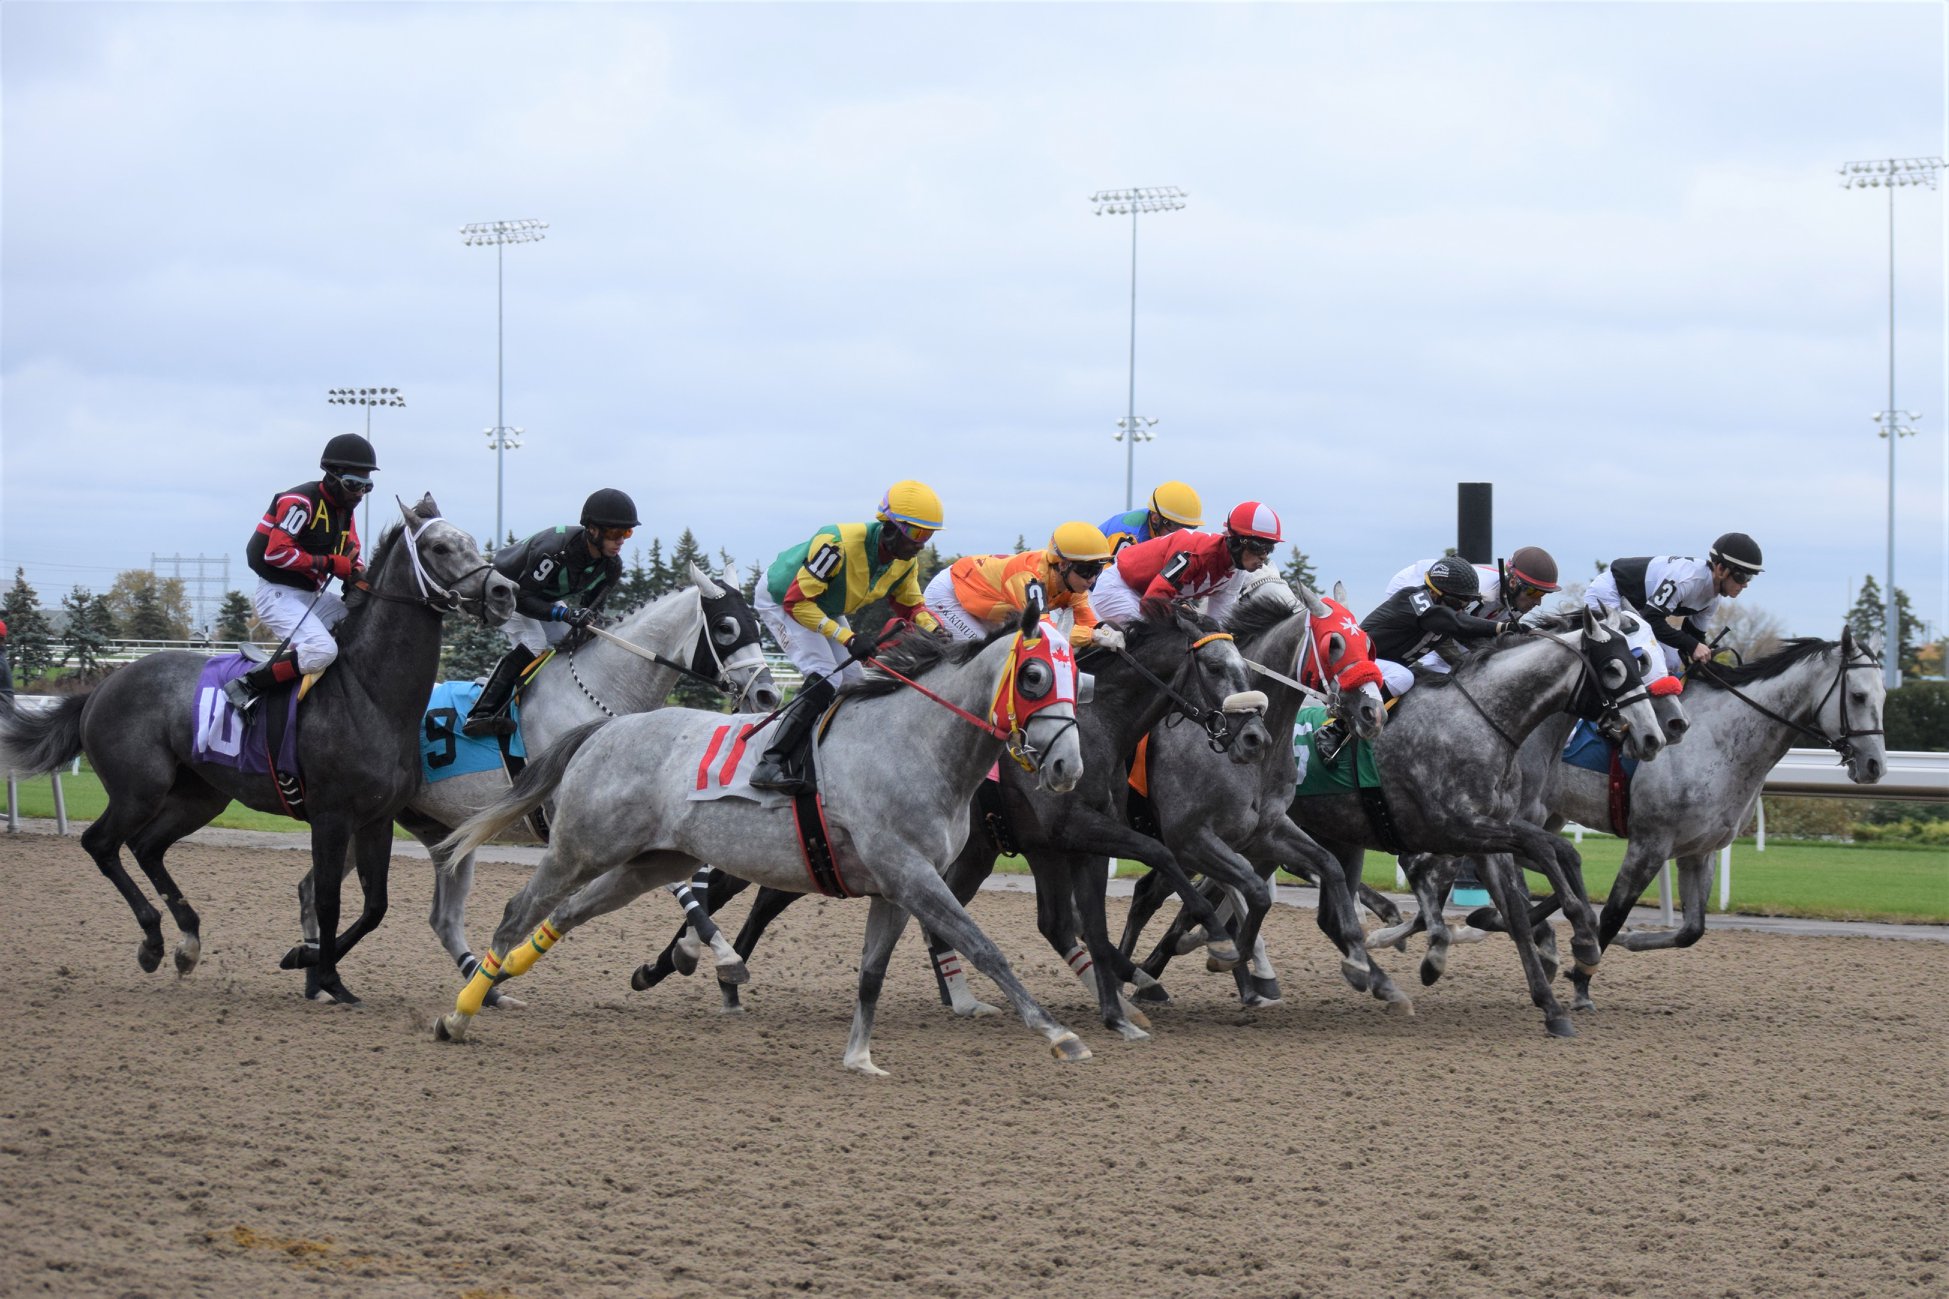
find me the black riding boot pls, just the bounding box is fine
[223,650,300,714]
[747,678,835,793]
[463,646,538,738]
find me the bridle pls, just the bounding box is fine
[1102,630,1263,753]
[350,512,495,620]
[560,591,773,719]
[1688,640,1884,765]
[1445,624,1649,752]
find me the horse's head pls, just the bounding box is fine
[1157,602,1271,764]
[994,599,1083,792]
[1612,600,1688,745]
[1578,605,1664,763]
[1825,624,1888,784]
[385,495,516,624]
[1300,582,1386,742]
[686,561,781,713]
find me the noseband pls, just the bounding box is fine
[1109,631,1263,753]
[350,516,495,619]
[1690,646,1884,764]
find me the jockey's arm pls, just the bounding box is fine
[1067,595,1100,650]
[1418,602,1502,642]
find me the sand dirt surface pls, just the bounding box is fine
[1,831,1944,1299]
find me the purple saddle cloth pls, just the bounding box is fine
[193,655,301,776]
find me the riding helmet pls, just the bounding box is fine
[320,433,379,473]
[1224,501,1282,543]
[1506,546,1560,592]
[581,488,642,530]
[1709,532,1764,576]
[1424,556,1482,601]
[1148,481,1204,528]
[1047,521,1114,564]
[877,481,946,534]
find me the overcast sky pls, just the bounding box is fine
[4,2,1946,642]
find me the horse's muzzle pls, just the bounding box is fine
[481,573,518,625]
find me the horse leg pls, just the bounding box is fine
[1116,864,1177,961]
[302,817,395,1004]
[668,866,745,982]
[124,783,228,977]
[716,884,797,1014]
[1510,823,1600,975]
[1479,853,1575,1038]
[631,869,753,994]
[876,866,1089,1069]
[1060,852,1154,1040]
[79,808,169,975]
[301,814,363,1005]
[841,897,914,1076]
[921,831,1002,1017]
[1569,841,1675,1010]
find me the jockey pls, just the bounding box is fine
[924,521,1125,651]
[1382,545,1561,622]
[748,480,947,792]
[1099,481,1204,553]
[461,488,640,738]
[1088,501,1283,626]
[224,433,376,711]
[1586,533,1762,673]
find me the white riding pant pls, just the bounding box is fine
[1375,659,1417,697]
[1089,569,1143,624]
[1587,595,1684,674]
[251,580,348,674]
[923,570,993,642]
[755,587,865,690]
[504,613,570,657]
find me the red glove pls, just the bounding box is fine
[325,554,359,580]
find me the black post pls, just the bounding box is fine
[1452,483,1493,901]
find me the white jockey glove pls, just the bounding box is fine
[1091,624,1126,651]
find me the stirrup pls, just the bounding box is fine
[747,755,801,793]
[223,678,260,713]
[462,712,517,739]
[1315,720,1348,763]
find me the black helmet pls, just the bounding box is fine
[1424,556,1482,602]
[320,433,379,473]
[581,488,641,530]
[1709,532,1764,576]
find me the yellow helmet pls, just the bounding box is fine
[877,480,945,533]
[1047,520,1114,564]
[1149,481,1203,527]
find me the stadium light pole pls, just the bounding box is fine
[1092,186,1186,511]
[326,387,405,556]
[461,218,548,550]
[1840,157,1942,687]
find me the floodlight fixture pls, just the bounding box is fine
[464,217,550,546]
[1090,185,1188,509]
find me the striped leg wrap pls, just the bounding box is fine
[932,950,964,982]
[455,949,509,1017]
[501,918,562,978]
[1064,942,1093,978]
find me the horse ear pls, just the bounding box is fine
[1294,580,1329,618]
[1582,604,1611,643]
[721,561,738,591]
[1332,579,1350,606]
[688,561,723,598]
[417,493,441,519]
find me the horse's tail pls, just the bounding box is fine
[436,718,608,867]
[0,694,89,776]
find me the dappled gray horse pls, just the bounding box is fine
[1128,607,1666,1037]
[1482,630,1885,1011]
[635,602,1274,1042]
[0,497,515,1003]
[434,611,1094,1074]
[292,561,779,989]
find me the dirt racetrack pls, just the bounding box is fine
[1,830,1944,1299]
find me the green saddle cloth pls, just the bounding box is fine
[1293,705,1382,797]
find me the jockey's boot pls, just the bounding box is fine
[462,645,537,739]
[1313,713,1350,764]
[223,650,301,714]
[747,677,835,793]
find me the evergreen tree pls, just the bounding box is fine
[1012,534,1027,555]
[103,570,192,639]
[1845,576,1925,675]
[615,546,657,611]
[669,528,709,588]
[216,590,254,642]
[1,568,56,686]
[1279,546,1320,593]
[60,587,117,679]
[441,618,506,681]
[1847,575,1886,651]
[643,538,672,600]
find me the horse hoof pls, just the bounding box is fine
[629,963,666,992]
[1464,906,1502,930]
[174,936,202,978]
[1574,960,1600,976]
[1385,994,1415,1016]
[1119,1002,1153,1031]
[1252,977,1283,1003]
[1205,941,1242,971]
[952,1000,1002,1018]
[1173,926,1209,955]
[278,943,318,971]
[714,959,750,986]
[1420,951,1448,986]
[1049,1031,1093,1063]
[435,1014,470,1042]
[1110,1021,1151,1042]
[305,975,361,1006]
[716,1002,747,1017]
[1573,993,1596,1012]
[1545,1016,1577,1038]
[671,937,701,977]
[843,1056,889,1077]
[137,938,164,974]
[1132,983,1171,1005]
[1339,957,1372,993]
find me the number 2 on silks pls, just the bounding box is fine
[425,707,459,768]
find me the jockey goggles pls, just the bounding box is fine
[1060,558,1108,581]
[1235,535,1277,557]
[887,519,935,545]
[334,471,375,495]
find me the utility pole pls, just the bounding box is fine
[1091,187,1186,510]
[462,218,548,548]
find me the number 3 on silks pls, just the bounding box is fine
[425,707,459,769]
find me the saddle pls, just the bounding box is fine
[193,653,313,819]
[688,707,849,898]
[1561,718,1636,835]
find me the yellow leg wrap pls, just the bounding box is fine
[454,950,505,1017]
[500,918,562,978]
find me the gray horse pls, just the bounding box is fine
[1127,607,1667,1036]
[633,602,1275,1042]
[1472,630,1886,1011]
[0,497,515,1003]
[434,610,1094,1074]
[292,561,779,991]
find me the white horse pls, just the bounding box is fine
[436,610,1093,1075]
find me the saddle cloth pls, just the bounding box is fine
[420,680,526,785]
[1561,718,1641,780]
[1292,705,1381,797]
[687,715,793,808]
[192,655,300,776]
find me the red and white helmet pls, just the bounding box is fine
[1225,501,1282,543]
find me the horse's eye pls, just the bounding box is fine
[1601,659,1628,690]
[1018,659,1052,700]
[1326,634,1346,664]
[713,616,740,645]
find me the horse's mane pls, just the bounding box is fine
[1685,637,1838,689]
[338,522,406,620]
[1225,589,1302,646]
[838,628,1004,700]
